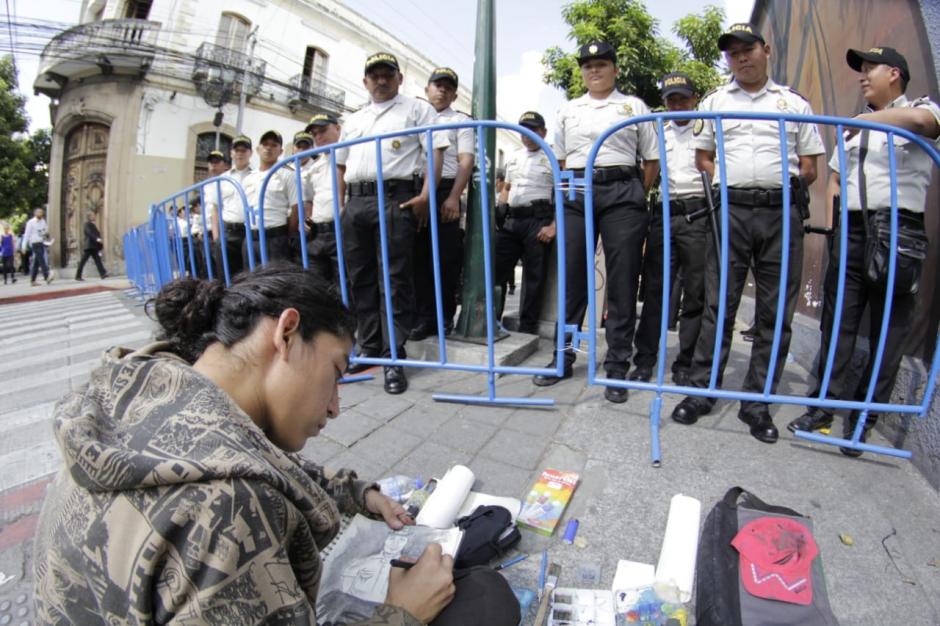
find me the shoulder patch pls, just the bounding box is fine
[692,118,705,136]
[786,86,810,103]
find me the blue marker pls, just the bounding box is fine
[494,554,529,570]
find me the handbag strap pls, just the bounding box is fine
[858,128,871,240]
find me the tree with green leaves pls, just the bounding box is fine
[0,55,51,223]
[542,1,725,107]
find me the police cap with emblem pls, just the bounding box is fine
[661,72,696,98]
[232,135,252,150]
[207,150,225,162]
[846,46,910,83]
[293,131,314,147]
[365,51,400,74]
[518,111,546,129]
[717,22,766,51]
[305,113,338,133]
[260,129,283,145]
[429,67,459,87]
[578,41,616,65]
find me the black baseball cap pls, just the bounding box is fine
[260,129,283,145]
[306,113,338,131]
[718,23,766,51]
[365,52,400,74]
[518,111,546,129]
[578,41,616,65]
[293,131,314,147]
[429,67,459,87]
[207,150,225,161]
[232,135,252,149]
[661,72,696,97]
[846,46,910,83]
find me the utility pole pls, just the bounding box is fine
[454,0,496,338]
[235,26,259,137]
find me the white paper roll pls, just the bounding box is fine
[415,465,475,528]
[653,493,702,603]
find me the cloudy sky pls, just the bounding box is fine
[5,0,754,134]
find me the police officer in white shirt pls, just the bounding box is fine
[671,23,825,443]
[631,73,708,387]
[494,111,556,335]
[787,46,940,456]
[242,130,298,263]
[209,135,254,277]
[412,67,475,340]
[532,41,660,405]
[301,115,344,284]
[336,51,449,394]
[288,130,316,263]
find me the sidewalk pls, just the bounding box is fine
[0,272,134,305]
[1,288,938,624]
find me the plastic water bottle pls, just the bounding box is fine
[376,475,420,503]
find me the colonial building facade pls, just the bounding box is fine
[35,0,508,270]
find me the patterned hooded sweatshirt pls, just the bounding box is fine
[33,343,421,626]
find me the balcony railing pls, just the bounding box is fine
[287,73,346,114]
[192,41,266,101]
[34,18,160,97]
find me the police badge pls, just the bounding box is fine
[621,104,634,116]
[777,97,788,112]
[391,139,402,150]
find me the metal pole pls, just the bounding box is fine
[235,27,258,136]
[455,0,496,337]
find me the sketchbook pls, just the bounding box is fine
[414,464,523,529]
[317,514,463,624]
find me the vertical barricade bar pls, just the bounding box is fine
[183,196,197,277]
[330,149,351,307]
[425,129,447,363]
[476,125,498,400]
[583,145,599,383]
[374,138,398,361]
[708,117,731,391]
[763,120,792,395]
[198,185,214,281]
[294,156,310,269]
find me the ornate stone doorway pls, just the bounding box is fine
[61,123,109,266]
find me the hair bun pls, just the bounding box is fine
[152,278,225,362]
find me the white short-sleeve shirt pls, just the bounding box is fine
[435,107,475,179]
[242,166,298,229]
[505,147,554,206]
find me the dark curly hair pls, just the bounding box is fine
[151,262,356,363]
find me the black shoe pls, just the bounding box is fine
[532,360,572,387]
[671,369,691,387]
[75,277,84,282]
[346,353,379,375]
[671,397,711,425]
[409,323,435,341]
[787,407,833,434]
[628,366,652,382]
[604,371,628,404]
[840,410,873,457]
[384,366,408,394]
[738,408,778,444]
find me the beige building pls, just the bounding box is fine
[34,0,511,271]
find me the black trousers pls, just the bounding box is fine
[1,255,14,282]
[810,210,920,418]
[413,179,463,329]
[76,248,107,279]
[306,224,342,286]
[342,187,417,358]
[563,177,649,375]
[687,202,804,416]
[495,213,553,333]
[214,225,246,279]
[633,206,708,374]
[244,225,291,267]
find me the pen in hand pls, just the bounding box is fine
[389,558,415,570]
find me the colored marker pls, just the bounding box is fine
[389,559,415,570]
[495,553,529,570]
[562,518,579,544]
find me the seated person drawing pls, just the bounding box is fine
[33,263,515,625]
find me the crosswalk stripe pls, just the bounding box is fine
[0,303,132,334]
[0,314,139,349]
[0,292,118,316]
[0,439,61,493]
[0,330,152,377]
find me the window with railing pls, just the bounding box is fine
[303,46,329,87]
[216,13,250,54]
[123,0,152,19]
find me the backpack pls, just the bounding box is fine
[453,505,521,569]
[696,487,839,626]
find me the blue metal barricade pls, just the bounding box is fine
[578,110,940,463]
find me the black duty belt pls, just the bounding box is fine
[724,187,792,207]
[570,165,639,184]
[250,224,289,236]
[653,196,708,216]
[348,178,422,197]
[306,220,335,238]
[223,222,246,235]
[507,201,553,219]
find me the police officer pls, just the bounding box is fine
[412,67,474,339]
[207,149,228,178]
[630,73,708,387]
[336,52,448,394]
[671,23,825,443]
[209,135,254,278]
[494,111,555,335]
[787,46,940,456]
[242,130,299,263]
[532,41,660,405]
[298,115,344,285]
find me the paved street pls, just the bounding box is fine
[0,280,938,625]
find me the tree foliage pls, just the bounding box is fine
[542,1,725,107]
[0,55,51,221]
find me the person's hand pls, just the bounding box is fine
[401,194,430,229]
[441,196,460,223]
[385,544,455,623]
[364,488,414,530]
[537,222,556,243]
